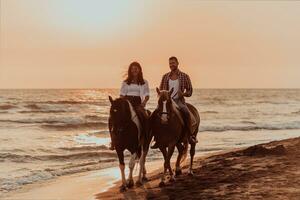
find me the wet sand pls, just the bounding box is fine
[3,137,299,200]
[97,137,300,200]
[2,160,164,200]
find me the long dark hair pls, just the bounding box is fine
[124,62,145,85]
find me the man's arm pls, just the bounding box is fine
[183,74,193,97]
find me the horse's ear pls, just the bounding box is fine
[156,87,160,95]
[108,96,114,104]
[169,88,174,96]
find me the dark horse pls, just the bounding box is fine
[150,88,200,187]
[108,96,151,192]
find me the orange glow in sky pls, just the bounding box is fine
[0,0,300,88]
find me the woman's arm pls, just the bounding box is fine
[141,80,150,107]
[120,82,127,98]
[141,95,149,107]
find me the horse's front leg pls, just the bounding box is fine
[159,147,168,187]
[127,153,136,188]
[167,145,176,182]
[116,150,127,192]
[136,150,145,186]
[142,156,148,182]
[175,143,184,176]
[189,142,196,176]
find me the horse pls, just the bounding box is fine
[108,96,151,192]
[150,88,200,187]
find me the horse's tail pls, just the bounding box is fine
[180,140,189,164]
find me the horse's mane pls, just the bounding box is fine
[112,98,132,122]
[112,98,142,134]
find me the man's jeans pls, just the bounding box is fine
[173,98,192,140]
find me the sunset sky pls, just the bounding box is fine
[0,0,300,89]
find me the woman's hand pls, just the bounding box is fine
[141,101,146,108]
[141,96,149,108]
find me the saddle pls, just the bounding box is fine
[172,100,197,133]
[127,100,142,141]
[127,100,150,145]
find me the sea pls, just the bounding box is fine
[0,89,300,195]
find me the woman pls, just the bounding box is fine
[109,61,150,150]
[120,62,150,107]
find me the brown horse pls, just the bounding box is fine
[150,88,200,187]
[108,96,151,192]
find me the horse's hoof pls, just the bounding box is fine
[159,181,165,187]
[127,180,134,188]
[169,177,176,182]
[119,185,127,192]
[142,177,149,182]
[175,169,182,176]
[188,171,194,177]
[135,180,142,187]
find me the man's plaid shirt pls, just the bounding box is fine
[159,69,193,98]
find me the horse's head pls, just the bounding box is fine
[109,96,131,134]
[156,87,174,124]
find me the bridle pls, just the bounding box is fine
[110,100,131,134]
[157,98,172,123]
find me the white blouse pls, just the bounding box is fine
[120,80,150,99]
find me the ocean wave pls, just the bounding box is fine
[0,158,117,192]
[1,171,54,192]
[256,101,286,105]
[84,115,106,121]
[0,153,38,162]
[87,130,109,137]
[58,145,108,151]
[19,110,67,114]
[201,111,219,114]
[20,103,74,113]
[200,122,300,132]
[240,121,256,125]
[24,104,41,110]
[0,117,108,130]
[0,119,61,124]
[45,100,92,105]
[25,100,108,106]
[0,151,116,162]
[41,121,107,130]
[0,104,17,110]
[291,110,300,115]
[39,151,117,161]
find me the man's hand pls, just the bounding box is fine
[177,90,184,99]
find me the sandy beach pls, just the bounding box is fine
[2,0,300,199]
[97,137,300,200]
[2,136,300,200]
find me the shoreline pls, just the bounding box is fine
[97,137,300,200]
[2,135,300,200]
[2,150,230,200]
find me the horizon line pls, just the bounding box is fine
[0,87,299,90]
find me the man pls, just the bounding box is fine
[151,56,196,149]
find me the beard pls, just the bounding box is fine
[170,65,178,71]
